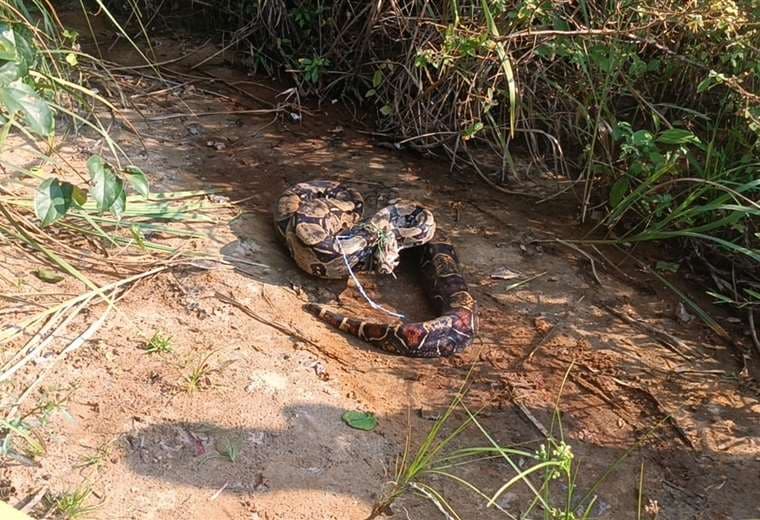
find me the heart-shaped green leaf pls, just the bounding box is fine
[0,80,53,136]
[34,178,75,226]
[124,165,149,197]
[341,411,378,431]
[92,166,124,215]
[33,269,64,284]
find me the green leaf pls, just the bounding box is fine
[657,129,701,146]
[91,160,124,214]
[0,61,22,83]
[0,80,54,136]
[86,154,106,180]
[631,130,653,147]
[341,411,377,431]
[655,260,679,273]
[33,269,64,284]
[34,178,75,226]
[463,121,484,141]
[612,122,633,141]
[372,69,383,88]
[72,186,88,206]
[696,70,727,93]
[379,104,393,116]
[87,156,131,216]
[13,28,35,72]
[609,177,629,208]
[124,165,149,197]
[481,0,517,138]
[109,180,127,218]
[65,52,78,67]
[0,23,17,61]
[130,225,146,250]
[364,88,376,98]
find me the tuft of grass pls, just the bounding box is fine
[51,485,99,519]
[216,436,241,463]
[0,418,46,461]
[182,349,232,393]
[143,331,173,355]
[76,441,113,472]
[370,364,659,519]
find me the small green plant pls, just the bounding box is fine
[370,365,655,518]
[216,436,241,463]
[0,418,46,460]
[0,386,76,461]
[143,331,173,354]
[298,55,329,84]
[35,155,150,228]
[182,350,231,392]
[76,441,113,472]
[51,485,99,519]
[290,5,324,30]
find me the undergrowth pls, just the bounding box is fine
[0,0,229,472]
[115,0,759,327]
[370,368,657,519]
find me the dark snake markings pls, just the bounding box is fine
[273,180,478,358]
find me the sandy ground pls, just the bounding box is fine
[0,26,759,520]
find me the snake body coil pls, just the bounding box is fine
[273,180,477,357]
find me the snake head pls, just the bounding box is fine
[373,228,400,275]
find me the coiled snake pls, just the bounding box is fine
[273,180,477,357]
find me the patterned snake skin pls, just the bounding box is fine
[273,180,478,357]
[273,180,435,278]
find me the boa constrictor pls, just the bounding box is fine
[273,180,477,357]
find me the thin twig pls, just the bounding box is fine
[215,292,360,371]
[555,239,603,286]
[7,301,113,420]
[748,309,760,359]
[598,302,696,361]
[145,108,282,121]
[524,295,586,363]
[18,486,48,514]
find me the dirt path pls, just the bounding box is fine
[1,32,759,520]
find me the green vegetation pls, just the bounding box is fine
[0,2,753,517]
[143,331,173,354]
[50,484,99,519]
[0,1,226,350]
[1,0,754,334]
[182,350,230,392]
[118,0,758,321]
[0,388,73,462]
[215,435,242,463]
[371,371,652,519]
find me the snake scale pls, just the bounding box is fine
[273,180,478,357]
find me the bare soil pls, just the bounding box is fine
[1,25,759,520]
